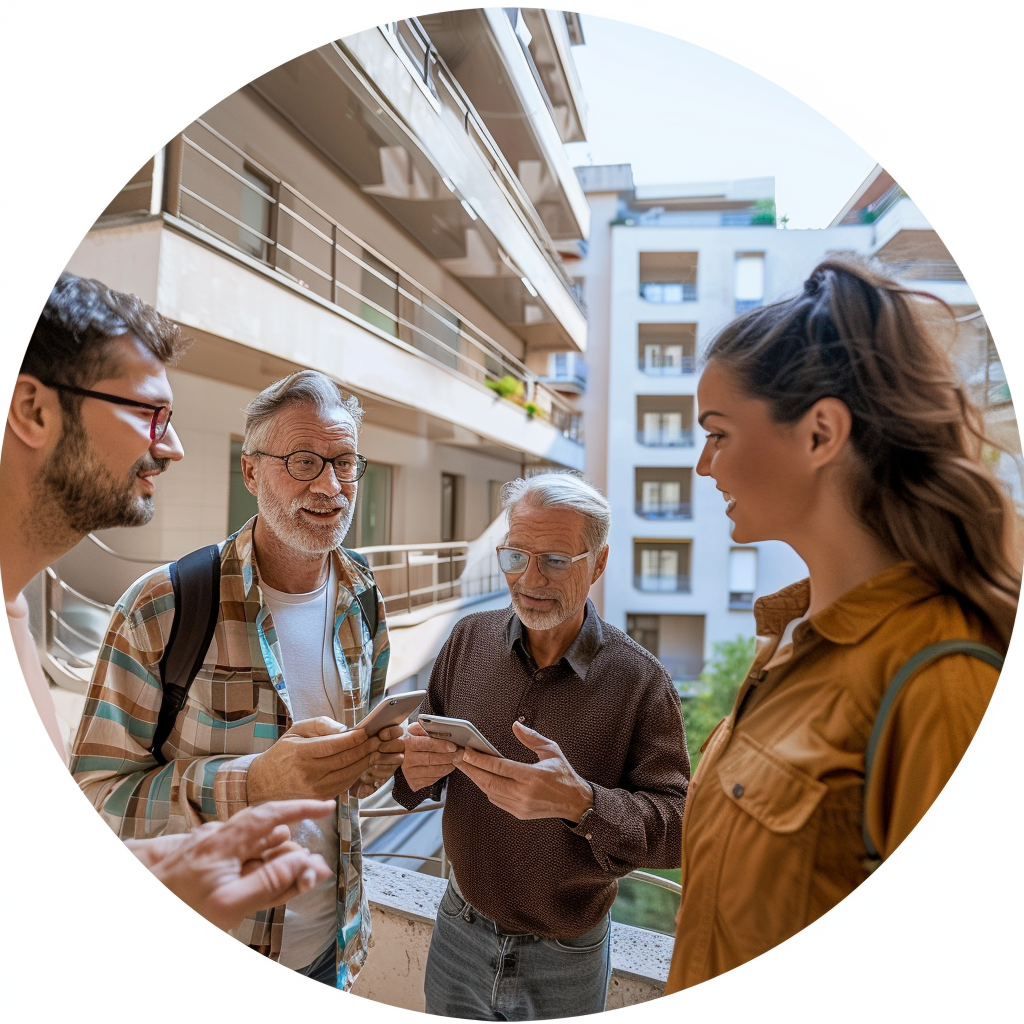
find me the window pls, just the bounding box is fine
[360,251,400,337]
[441,473,461,543]
[634,541,691,592]
[729,547,758,609]
[626,614,660,657]
[636,396,694,447]
[638,324,697,375]
[734,253,765,314]
[239,167,273,261]
[343,463,392,549]
[635,468,692,519]
[639,252,698,302]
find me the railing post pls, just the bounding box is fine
[330,222,338,305]
[406,552,413,614]
[267,181,281,270]
[162,134,184,217]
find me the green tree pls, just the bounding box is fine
[680,636,756,769]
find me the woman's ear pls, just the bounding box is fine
[7,375,62,450]
[803,397,853,468]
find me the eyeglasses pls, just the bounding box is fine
[41,381,173,441]
[249,450,368,482]
[496,546,592,580]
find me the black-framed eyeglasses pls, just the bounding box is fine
[41,381,173,441]
[249,450,368,482]
[496,546,591,580]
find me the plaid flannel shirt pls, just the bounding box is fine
[69,517,389,989]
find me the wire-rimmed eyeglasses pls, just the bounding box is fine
[249,450,368,482]
[496,546,592,580]
[41,381,173,441]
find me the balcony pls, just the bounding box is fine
[354,862,672,1011]
[636,429,694,448]
[638,356,696,376]
[634,574,692,594]
[640,282,697,303]
[635,501,692,520]
[319,24,587,352]
[734,298,763,314]
[729,591,755,610]
[114,118,584,451]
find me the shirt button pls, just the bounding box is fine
[733,784,745,798]
[585,833,593,840]
[518,716,526,722]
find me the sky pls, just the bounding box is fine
[562,15,878,229]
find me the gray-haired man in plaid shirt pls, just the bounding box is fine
[70,369,403,989]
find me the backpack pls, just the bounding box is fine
[861,638,1004,872]
[150,543,380,765]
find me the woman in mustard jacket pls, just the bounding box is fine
[666,257,1020,993]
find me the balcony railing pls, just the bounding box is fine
[640,282,697,303]
[158,119,581,444]
[658,655,705,684]
[381,20,584,313]
[636,429,694,447]
[734,298,763,314]
[729,591,755,610]
[635,501,692,520]
[633,574,692,593]
[638,357,696,375]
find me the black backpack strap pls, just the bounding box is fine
[862,639,1004,870]
[152,544,221,765]
[343,547,380,639]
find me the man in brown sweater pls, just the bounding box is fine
[393,473,690,1019]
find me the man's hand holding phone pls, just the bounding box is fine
[456,721,594,823]
[399,720,463,793]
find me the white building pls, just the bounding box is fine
[572,164,1018,690]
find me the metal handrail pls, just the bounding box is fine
[635,430,695,448]
[175,119,581,442]
[85,533,167,565]
[46,567,116,611]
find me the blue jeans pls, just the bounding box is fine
[297,942,337,987]
[424,879,612,1020]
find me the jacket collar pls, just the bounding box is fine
[754,561,941,646]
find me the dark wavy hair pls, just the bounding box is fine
[23,274,190,414]
[704,255,1021,645]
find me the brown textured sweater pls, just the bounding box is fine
[392,601,690,938]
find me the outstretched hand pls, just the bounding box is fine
[456,721,593,822]
[126,799,335,931]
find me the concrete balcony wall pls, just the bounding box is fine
[66,221,583,475]
[354,861,672,1012]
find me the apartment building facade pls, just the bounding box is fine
[37,9,592,743]
[573,164,1018,692]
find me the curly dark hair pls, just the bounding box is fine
[704,255,1021,645]
[22,274,191,403]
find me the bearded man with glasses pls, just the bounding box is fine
[70,368,401,990]
[393,473,690,1020]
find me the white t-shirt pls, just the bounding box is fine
[260,568,344,970]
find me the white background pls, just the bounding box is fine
[1,2,1020,1021]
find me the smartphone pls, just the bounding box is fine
[358,690,426,736]
[417,714,503,757]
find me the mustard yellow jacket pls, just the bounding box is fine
[666,562,1003,993]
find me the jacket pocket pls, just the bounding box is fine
[716,732,827,833]
[710,732,830,964]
